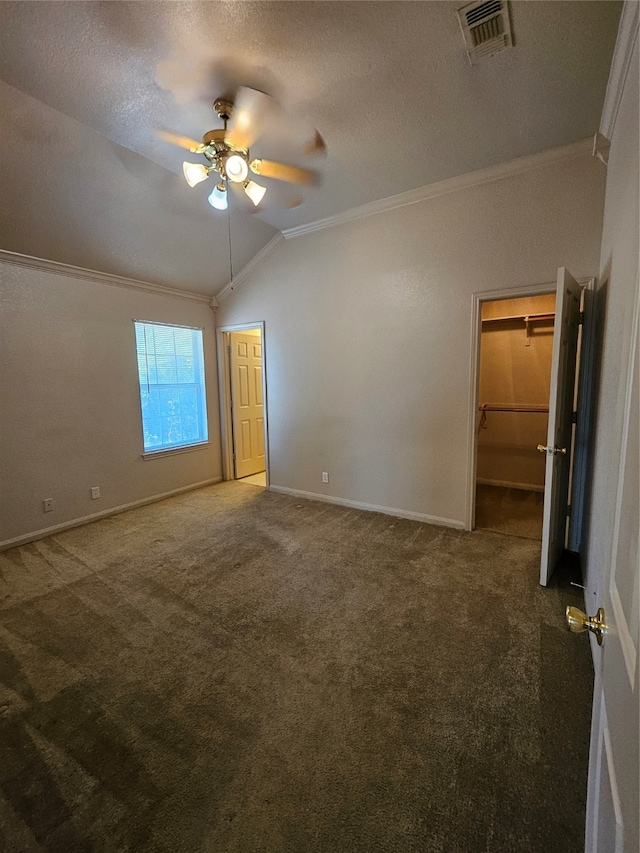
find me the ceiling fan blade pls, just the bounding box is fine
[228,181,302,212]
[303,129,327,157]
[249,158,318,186]
[225,87,278,151]
[156,129,205,153]
[269,192,303,210]
[228,180,256,212]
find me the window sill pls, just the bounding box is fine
[142,441,210,460]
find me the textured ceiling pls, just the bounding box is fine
[0,1,622,295]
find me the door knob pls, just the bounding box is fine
[536,444,567,455]
[565,606,606,646]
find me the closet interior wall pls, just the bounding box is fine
[477,293,556,495]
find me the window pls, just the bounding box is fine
[134,321,208,453]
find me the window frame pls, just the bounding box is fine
[133,319,210,458]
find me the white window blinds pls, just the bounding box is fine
[134,321,208,453]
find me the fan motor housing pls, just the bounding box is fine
[202,129,227,150]
[201,129,249,176]
[202,129,247,156]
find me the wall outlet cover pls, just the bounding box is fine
[43,498,54,512]
[322,472,329,483]
[91,486,101,499]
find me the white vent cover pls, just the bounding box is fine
[457,0,513,65]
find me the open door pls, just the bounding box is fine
[540,267,582,585]
[585,290,638,851]
[230,331,265,479]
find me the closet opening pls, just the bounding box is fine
[474,293,556,539]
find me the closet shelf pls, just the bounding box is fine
[482,311,554,346]
[481,312,555,324]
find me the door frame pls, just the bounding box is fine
[217,321,270,485]
[465,278,595,533]
[567,280,597,552]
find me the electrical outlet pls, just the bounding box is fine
[322,472,329,484]
[43,498,54,513]
[91,486,101,500]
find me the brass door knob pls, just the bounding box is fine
[565,606,606,646]
[536,444,567,455]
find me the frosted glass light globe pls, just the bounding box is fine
[208,183,228,211]
[225,154,249,183]
[182,162,209,187]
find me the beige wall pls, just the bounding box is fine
[477,294,555,490]
[217,152,606,526]
[0,262,222,546]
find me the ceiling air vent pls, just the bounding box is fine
[457,0,513,65]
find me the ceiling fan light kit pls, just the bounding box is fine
[182,161,210,187]
[224,153,249,183]
[243,180,267,207]
[162,87,323,212]
[208,182,228,210]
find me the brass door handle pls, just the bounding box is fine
[565,606,606,646]
[536,444,567,455]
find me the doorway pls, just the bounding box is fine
[474,293,555,539]
[217,322,269,489]
[468,271,594,583]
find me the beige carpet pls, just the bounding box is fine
[475,484,544,540]
[0,482,592,851]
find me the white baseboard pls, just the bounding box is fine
[268,485,465,529]
[0,477,223,551]
[476,477,544,493]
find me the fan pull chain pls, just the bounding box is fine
[224,113,233,290]
[227,202,234,291]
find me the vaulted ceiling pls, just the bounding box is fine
[0,1,621,296]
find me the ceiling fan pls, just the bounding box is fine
[158,87,325,212]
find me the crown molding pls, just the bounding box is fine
[600,0,639,139]
[282,138,594,240]
[0,249,214,305]
[216,233,285,304]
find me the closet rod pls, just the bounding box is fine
[479,404,549,413]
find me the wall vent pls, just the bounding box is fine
[457,0,513,65]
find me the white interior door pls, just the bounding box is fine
[585,291,639,852]
[540,267,582,586]
[230,331,265,479]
